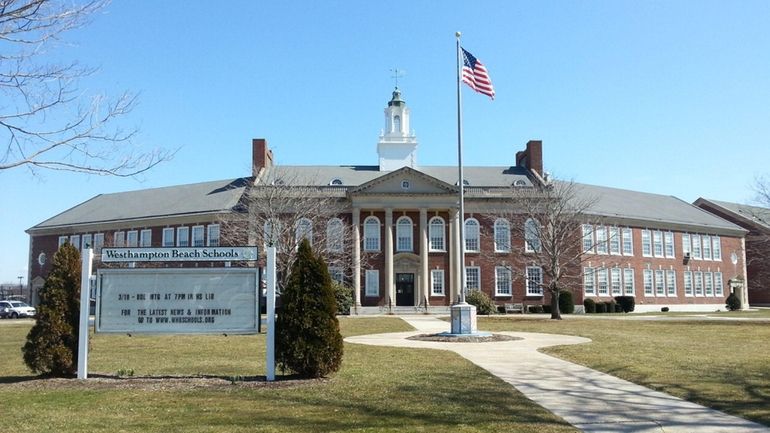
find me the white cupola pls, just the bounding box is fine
[377,87,418,171]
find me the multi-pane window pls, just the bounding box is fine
[526,266,543,296]
[431,269,445,296]
[191,225,205,247]
[654,270,665,296]
[595,226,608,254]
[583,267,595,295]
[653,231,663,257]
[465,218,480,252]
[597,268,608,295]
[664,232,674,258]
[682,233,691,257]
[582,224,594,253]
[329,267,344,284]
[82,234,93,250]
[365,270,379,297]
[162,228,175,247]
[684,271,693,296]
[694,271,704,296]
[609,227,620,255]
[126,231,138,248]
[70,234,81,251]
[326,218,344,252]
[622,227,633,255]
[429,217,445,251]
[114,231,125,247]
[177,227,189,247]
[140,229,152,247]
[207,224,220,247]
[704,272,713,296]
[466,267,481,291]
[714,272,724,296]
[610,267,622,295]
[93,233,105,253]
[363,217,380,251]
[396,217,413,252]
[641,230,652,257]
[295,218,313,246]
[643,269,653,296]
[58,236,68,248]
[666,270,676,296]
[524,218,540,253]
[494,218,511,252]
[495,267,512,296]
[623,268,635,296]
[712,236,722,261]
[692,235,702,259]
[702,235,711,260]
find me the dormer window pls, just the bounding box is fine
[401,180,411,190]
[513,179,527,187]
[329,178,343,186]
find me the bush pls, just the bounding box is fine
[583,298,596,313]
[726,292,741,311]
[276,239,343,378]
[542,304,552,314]
[661,306,670,313]
[558,290,575,314]
[466,290,496,315]
[595,302,607,313]
[614,296,635,313]
[529,305,544,314]
[332,282,353,315]
[23,243,82,376]
[605,301,617,313]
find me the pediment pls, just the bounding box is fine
[350,167,457,195]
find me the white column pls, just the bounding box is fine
[77,248,93,380]
[741,237,749,310]
[385,208,394,309]
[266,246,277,381]
[352,208,361,313]
[419,208,429,308]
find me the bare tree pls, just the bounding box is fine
[0,0,168,176]
[484,180,604,319]
[219,169,372,293]
[747,176,770,288]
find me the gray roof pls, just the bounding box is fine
[257,165,534,188]
[29,178,249,231]
[697,198,770,231]
[573,183,745,234]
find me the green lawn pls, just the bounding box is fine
[479,315,770,426]
[0,318,576,433]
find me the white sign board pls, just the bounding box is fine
[96,268,258,334]
[101,247,258,263]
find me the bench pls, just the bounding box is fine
[504,303,524,314]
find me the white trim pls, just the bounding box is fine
[176,226,189,247]
[365,269,379,297]
[363,216,381,252]
[525,266,543,296]
[191,225,205,247]
[431,269,445,296]
[396,216,413,252]
[326,218,344,252]
[464,218,480,253]
[126,230,138,248]
[621,227,634,256]
[465,266,481,291]
[162,228,175,247]
[140,229,152,247]
[622,267,635,296]
[428,216,446,252]
[207,224,220,247]
[494,266,512,297]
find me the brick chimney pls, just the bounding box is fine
[252,138,273,177]
[515,140,543,175]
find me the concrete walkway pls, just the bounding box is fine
[345,316,769,433]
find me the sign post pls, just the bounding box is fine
[77,248,93,380]
[266,246,276,382]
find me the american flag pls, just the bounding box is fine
[461,48,495,100]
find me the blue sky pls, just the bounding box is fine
[2,1,769,283]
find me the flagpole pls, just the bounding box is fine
[455,31,467,304]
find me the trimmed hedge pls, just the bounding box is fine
[595,302,607,313]
[614,296,635,313]
[726,292,741,311]
[583,298,596,313]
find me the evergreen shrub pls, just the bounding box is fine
[529,305,544,314]
[23,243,82,376]
[333,282,353,315]
[614,296,635,313]
[605,301,617,313]
[595,302,607,313]
[276,239,343,378]
[583,298,596,313]
[661,306,670,312]
[466,290,497,315]
[542,304,552,314]
[725,292,741,311]
[558,290,575,314]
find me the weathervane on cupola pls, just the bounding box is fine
[377,68,418,171]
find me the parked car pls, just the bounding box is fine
[0,300,36,319]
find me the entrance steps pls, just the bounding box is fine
[354,306,451,316]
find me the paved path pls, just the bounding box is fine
[345,316,769,433]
